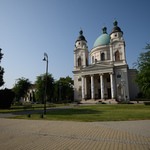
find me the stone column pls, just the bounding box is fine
[82,76,85,100]
[83,52,86,67]
[110,72,114,99]
[74,51,77,69]
[85,77,87,99]
[100,74,104,99]
[110,44,113,62]
[91,75,94,100]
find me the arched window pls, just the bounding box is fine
[86,59,88,66]
[101,53,105,61]
[78,57,81,66]
[115,51,120,61]
[92,56,94,63]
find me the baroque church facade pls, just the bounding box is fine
[73,20,139,101]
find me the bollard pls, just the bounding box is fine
[27,114,31,118]
[40,114,43,118]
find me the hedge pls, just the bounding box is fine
[0,89,15,109]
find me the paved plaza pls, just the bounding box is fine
[0,118,150,150]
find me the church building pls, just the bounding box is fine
[73,20,139,102]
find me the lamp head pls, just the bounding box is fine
[43,57,46,61]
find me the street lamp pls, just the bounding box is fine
[59,82,62,103]
[43,52,48,115]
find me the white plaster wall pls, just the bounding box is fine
[114,67,130,101]
[74,75,82,100]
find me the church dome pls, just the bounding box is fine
[93,26,110,48]
[76,30,87,42]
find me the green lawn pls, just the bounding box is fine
[10,104,150,122]
[0,104,70,114]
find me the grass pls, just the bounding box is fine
[0,104,70,114]
[9,104,150,122]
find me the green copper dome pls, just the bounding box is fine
[93,26,110,48]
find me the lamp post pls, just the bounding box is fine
[43,53,48,115]
[59,82,62,103]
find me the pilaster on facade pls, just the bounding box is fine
[82,75,85,100]
[109,72,115,99]
[90,75,95,100]
[100,74,104,99]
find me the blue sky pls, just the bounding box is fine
[0,0,150,89]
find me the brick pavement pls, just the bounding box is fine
[0,118,150,150]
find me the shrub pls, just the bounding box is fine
[134,98,150,101]
[144,102,150,105]
[117,102,123,104]
[117,102,134,104]
[0,88,15,109]
[14,102,23,106]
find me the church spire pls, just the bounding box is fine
[102,26,107,34]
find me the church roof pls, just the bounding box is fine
[110,20,123,35]
[76,30,87,42]
[93,26,110,48]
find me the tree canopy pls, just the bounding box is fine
[54,76,74,103]
[133,43,150,98]
[35,73,54,103]
[0,48,4,87]
[13,77,31,101]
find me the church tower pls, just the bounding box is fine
[110,20,126,65]
[74,30,89,70]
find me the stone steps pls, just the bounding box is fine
[81,99,117,104]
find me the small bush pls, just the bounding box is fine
[117,102,123,104]
[144,102,150,105]
[134,98,150,101]
[14,102,23,106]
[117,102,134,104]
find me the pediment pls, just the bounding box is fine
[81,62,114,71]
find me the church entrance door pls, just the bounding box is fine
[98,89,101,99]
[107,88,111,99]
[89,89,91,99]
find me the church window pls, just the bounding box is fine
[78,78,81,81]
[86,59,88,66]
[115,34,117,37]
[101,53,105,61]
[78,57,81,66]
[92,56,94,63]
[117,74,121,78]
[118,84,122,97]
[95,59,97,63]
[115,51,120,61]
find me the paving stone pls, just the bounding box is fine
[0,118,150,150]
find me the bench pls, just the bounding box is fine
[47,103,55,107]
[74,103,79,107]
[23,105,34,110]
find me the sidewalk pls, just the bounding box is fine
[0,118,150,150]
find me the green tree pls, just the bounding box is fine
[13,77,31,101]
[0,48,4,87]
[133,43,150,98]
[54,76,74,103]
[35,73,54,103]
